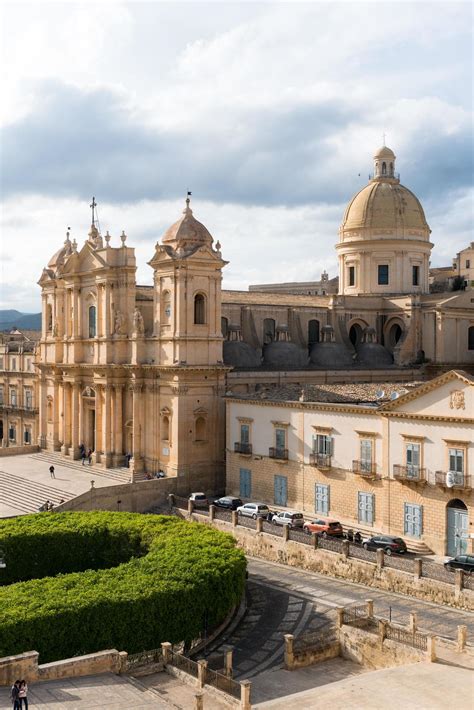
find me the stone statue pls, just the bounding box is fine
[133,307,145,335]
[114,310,126,335]
[52,319,59,337]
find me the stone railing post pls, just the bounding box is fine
[378,619,387,649]
[366,599,374,618]
[232,511,239,527]
[240,679,252,710]
[376,548,385,570]
[161,642,172,665]
[312,532,319,550]
[282,523,289,542]
[224,646,233,677]
[457,625,467,652]
[118,651,128,674]
[454,569,463,596]
[209,504,215,521]
[188,498,194,516]
[413,557,422,580]
[256,516,263,533]
[194,692,204,710]
[168,493,175,511]
[342,540,350,559]
[427,635,437,662]
[336,607,344,628]
[197,659,207,689]
[408,612,417,632]
[284,634,294,670]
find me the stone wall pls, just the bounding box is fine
[339,625,426,669]
[196,515,474,611]
[292,642,340,669]
[56,477,179,514]
[0,649,127,686]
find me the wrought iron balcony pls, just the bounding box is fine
[352,460,379,478]
[234,442,252,455]
[309,453,332,469]
[269,447,288,461]
[435,471,472,490]
[393,464,426,483]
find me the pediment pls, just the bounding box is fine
[380,370,473,419]
[62,243,107,275]
[38,268,55,285]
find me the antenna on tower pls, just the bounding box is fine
[90,196,101,234]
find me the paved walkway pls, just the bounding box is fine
[0,453,130,517]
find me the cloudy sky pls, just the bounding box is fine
[1,0,472,312]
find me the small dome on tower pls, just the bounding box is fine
[373,145,395,160]
[162,197,213,250]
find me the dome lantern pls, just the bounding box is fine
[372,145,398,181]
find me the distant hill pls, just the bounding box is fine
[0,310,42,331]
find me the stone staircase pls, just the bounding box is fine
[29,451,148,483]
[0,469,75,514]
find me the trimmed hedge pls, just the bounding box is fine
[0,512,246,662]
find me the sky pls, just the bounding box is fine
[0,0,473,312]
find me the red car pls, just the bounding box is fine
[303,518,343,537]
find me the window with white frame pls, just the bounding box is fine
[313,434,332,456]
[10,388,17,406]
[406,443,420,477]
[449,448,464,477]
[360,438,373,472]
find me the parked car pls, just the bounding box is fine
[444,555,474,574]
[188,492,209,508]
[272,511,305,528]
[236,502,270,519]
[303,518,344,537]
[362,535,407,555]
[213,496,243,511]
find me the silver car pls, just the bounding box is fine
[272,511,305,528]
[237,502,270,519]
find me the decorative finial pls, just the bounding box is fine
[72,238,77,252]
[184,190,192,215]
[215,240,221,252]
[120,230,127,246]
[105,230,111,246]
[90,196,97,226]
[65,227,71,243]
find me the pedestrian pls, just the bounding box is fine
[10,679,20,710]
[126,452,132,468]
[49,465,55,478]
[87,449,92,465]
[81,449,86,466]
[18,680,28,710]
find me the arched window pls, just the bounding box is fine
[47,399,53,422]
[161,290,171,323]
[308,320,320,351]
[468,326,474,351]
[46,304,53,332]
[349,323,364,347]
[221,317,229,339]
[162,415,170,441]
[194,293,206,324]
[382,162,387,175]
[88,305,97,338]
[263,318,276,344]
[195,417,207,442]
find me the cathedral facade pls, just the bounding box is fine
[36,146,474,484]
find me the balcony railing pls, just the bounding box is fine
[352,460,379,478]
[393,464,426,483]
[234,442,252,455]
[0,403,38,413]
[309,453,332,469]
[435,471,472,490]
[269,447,288,461]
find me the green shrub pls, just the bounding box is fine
[0,512,246,662]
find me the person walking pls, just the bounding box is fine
[87,449,93,465]
[18,680,28,710]
[81,448,86,466]
[49,465,55,478]
[10,679,20,710]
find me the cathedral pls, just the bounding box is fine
[36,145,474,485]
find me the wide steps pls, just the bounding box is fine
[29,452,135,483]
[0,469,75,514]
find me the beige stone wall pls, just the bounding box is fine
[339,625,426,669]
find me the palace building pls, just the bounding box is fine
[33,145,473,501]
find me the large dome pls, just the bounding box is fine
[162,199,213,249]
[341,181,430,235]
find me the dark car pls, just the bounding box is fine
[213,496,243,511]
[362,535,407,555]
[444,555,474,574]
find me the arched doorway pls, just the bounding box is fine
[349,323,364,347]
[446,499,468,556]
[308,319,320,353]
[385,321,403,352]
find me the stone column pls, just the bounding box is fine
[93,384,103,464]
[161,642,172,665]
[197,659,207,689]
[37,375,47,449]
[103,385,112,467]
[60,383,71,455]
[71,383,80,458]
[194,694,203,710]
[457,625,467,652]
[73,288,80,338]
[413,558,422,580]
[97,284,103,338]
[366,599,374,618]
[130,384,144,476]
[52,378,61,451]
[282,524,289,542]
[408,612,417,632]
[224,646,233,677]
[427,635,437,662]
[454,569,463,598]
[256,516,263,533]
[342,540,350,558]
[312,532,319,550]
[209,504,215,521]
[376,548,385,570]
[240,680,251,710]
[335,608,344,629]
[113,384,124,466]
[231,511,238,527]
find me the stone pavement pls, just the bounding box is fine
[0,453,130,517]
[255,661,474,709]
